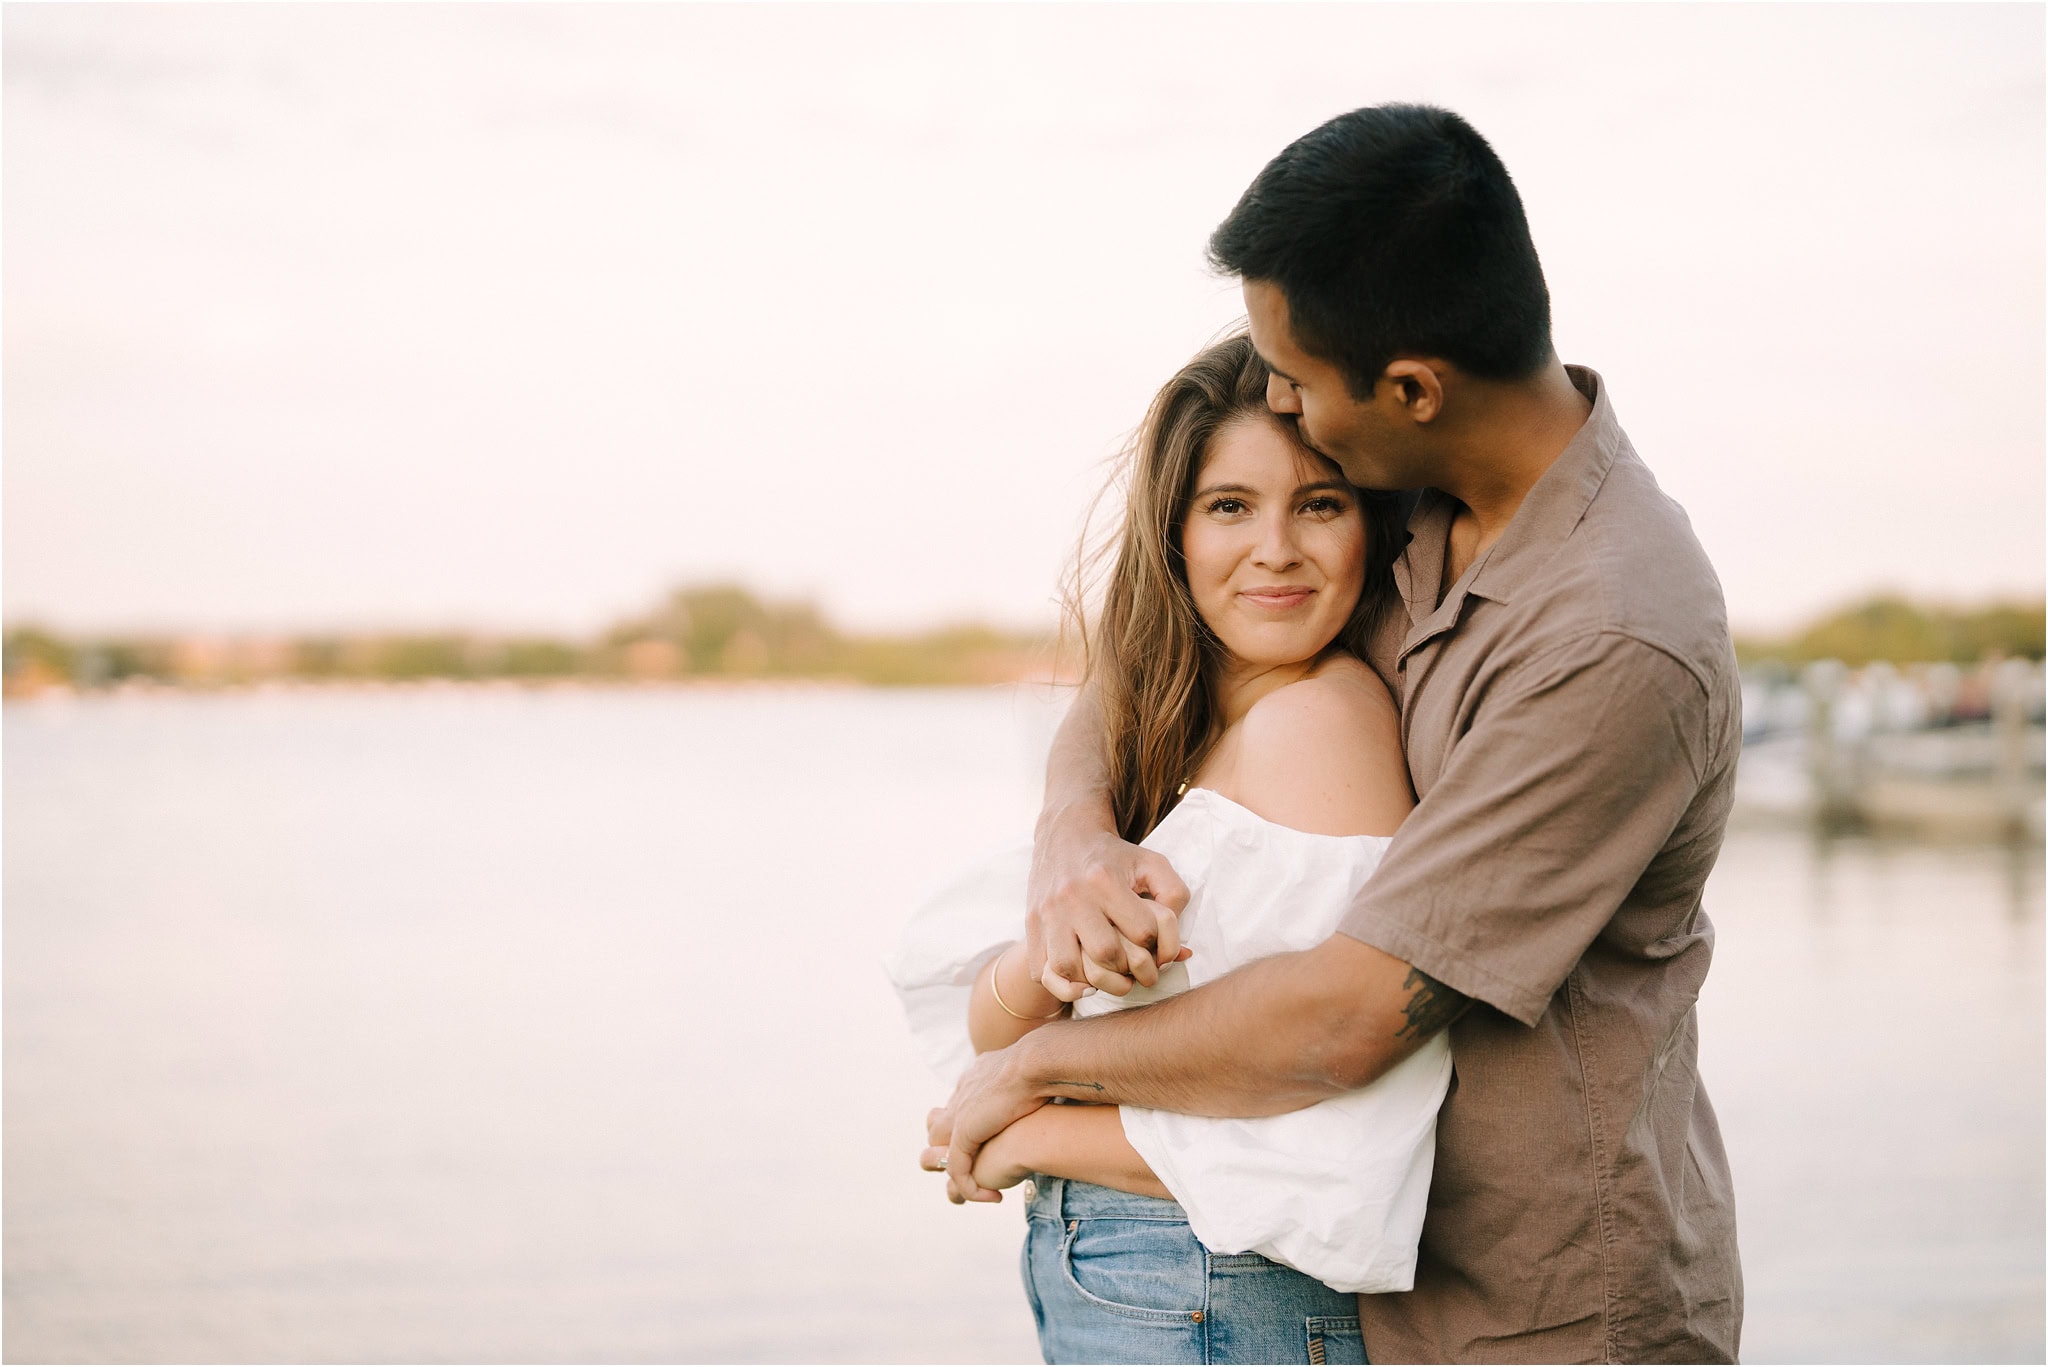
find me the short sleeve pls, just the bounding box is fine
[1339,632,1709,1026]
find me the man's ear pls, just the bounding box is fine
[1381,360,1445,425]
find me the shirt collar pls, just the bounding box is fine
[1465,365,1619,606]
[1392,365,1620,651]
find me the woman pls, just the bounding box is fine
[888,335,1449,1365]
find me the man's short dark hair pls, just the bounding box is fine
[1209,104,1554,396]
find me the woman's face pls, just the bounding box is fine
[1180,414,1368,673]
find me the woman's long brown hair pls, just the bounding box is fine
[1063,333,1405,843]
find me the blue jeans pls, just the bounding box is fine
[1021,1177,1366,1365]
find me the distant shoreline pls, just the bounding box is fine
[2,674,1079,703]
[6,588,2038,700]
[2,584,1069,697]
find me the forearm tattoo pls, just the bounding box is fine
[1395,967,1472,1041]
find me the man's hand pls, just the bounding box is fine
[922,1045,1047,1204]
[1027,821,1191,1002]
[916,1102,1029,1199]
[966,1119,1034,1194]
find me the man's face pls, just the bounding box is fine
[1244,279,1411,491]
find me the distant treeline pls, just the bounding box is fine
[1733,596,2044,668]
[2,585,1058,695]
[7,589,2041,697]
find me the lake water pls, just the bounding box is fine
[5,688,2041,1363]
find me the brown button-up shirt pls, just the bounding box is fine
[1345,367,1742,1363]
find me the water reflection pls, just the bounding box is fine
[3,690,2040,1363]
[1698,824,2042,1364]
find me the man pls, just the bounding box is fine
[928,104,1741,1362]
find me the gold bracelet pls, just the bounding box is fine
[988,946,1065,1021]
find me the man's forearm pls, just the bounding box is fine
[1036,680,1113,842]
[1006,934,1467,1117]
[1028,678,1195,996]
[931,930,1469,1203]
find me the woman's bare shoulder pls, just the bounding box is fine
[1240,655,1400,750]
[1224,656,1412,837]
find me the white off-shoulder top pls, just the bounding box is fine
[884,787,1451,1295]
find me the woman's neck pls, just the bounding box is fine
[1214,656,1321,729]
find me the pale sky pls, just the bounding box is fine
[5,3,2043,638]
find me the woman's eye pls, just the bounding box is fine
[1206,497,1248,516]
[1301,496,1348,516]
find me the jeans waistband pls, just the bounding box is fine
[1026,1174,1189,1223]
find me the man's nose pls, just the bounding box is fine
[1265,373,1300,415]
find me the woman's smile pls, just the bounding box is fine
[1237,586,1316,611]
[1180,414,1367,701]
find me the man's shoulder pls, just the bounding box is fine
[1523,444,1734,691]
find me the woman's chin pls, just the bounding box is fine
[1218,637,1340,674]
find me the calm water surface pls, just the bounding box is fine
[5,689,2041,1363]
